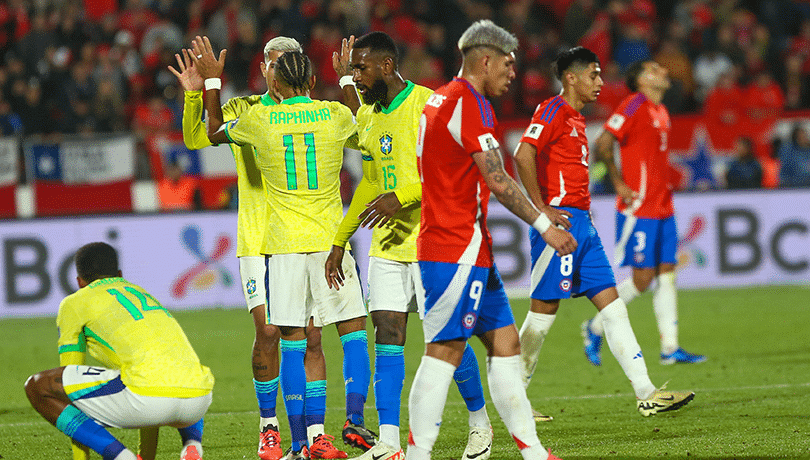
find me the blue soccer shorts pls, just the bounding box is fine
[419,261,515,343]
[530,207,615,301]
[614,213,677,268]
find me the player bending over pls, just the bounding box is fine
[25,242,214,460]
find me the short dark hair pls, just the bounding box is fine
[75,242,119,283]
[625,60,649,92]
[354,31,399,64]
[275,51,313,92]
[553,46,600,80]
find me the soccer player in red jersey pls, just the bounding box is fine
[581,60,707,367]
[409,20,575,460]
[514,48,695,418]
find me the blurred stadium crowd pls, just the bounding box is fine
[1,0,809,197]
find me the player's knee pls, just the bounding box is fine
[374,321,406,346]
[24,372,47,403]
[306,329,323,352]
[256,322,281,345]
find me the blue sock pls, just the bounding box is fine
[305,380,326,427]
[340,330,369,425]
[55,405,126,460]
[454,343,486,412]
[374,344,405,427]
[178,419,204,444]
[254,377,279,419]
[281,338,307,451]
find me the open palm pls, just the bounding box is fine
[168,48,204,91]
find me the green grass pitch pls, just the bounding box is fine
[1,286,809,459]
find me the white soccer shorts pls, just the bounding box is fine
[240,256,268,311]
[266,251,366,328]
[62,365,212,429]
[367,256,425,318]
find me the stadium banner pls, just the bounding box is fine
[25,135,135,185]
[146,133,237,178]
[0,190,807,317]
[0,137,18,218]
[0,137,18,187]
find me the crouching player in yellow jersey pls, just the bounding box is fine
[24,242,214,460]
[193,36,370,460]
[325,31,493,460]
[170,36,338,460]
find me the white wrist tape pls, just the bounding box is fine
[204,78,222,91]
[339,75,355,88]
[532,213,552,234]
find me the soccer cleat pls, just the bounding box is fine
[181,445,202,460]
[258,424,284,460]
[461,426,492,460]
[310,434,348,459]
[637,384,695,416]
[660,348,707,365]
[346,442,404,460]
[547,448,563,459]
[531,407,554,422]
[581,319,603,366]
[283,446,309,460]
[342,420,377,452]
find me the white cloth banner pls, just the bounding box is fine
[0,189,807,317]
[0,137,19,186]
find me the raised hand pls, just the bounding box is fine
[189,35,227,80]
[168,48,203,91]
[332,35,355,77]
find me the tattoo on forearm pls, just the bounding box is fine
[484,150,535,222]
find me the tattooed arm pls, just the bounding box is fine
[472,148,577,255]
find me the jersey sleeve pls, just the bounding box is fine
[333,153,378,247]
[56,298,87,366]
[182,91,211,150]
[394,182,421,206]
[519,109,558,153]
[223,106,259,146]
[459,96,500,155]
[334,103,358,142]
[603,95,637,143]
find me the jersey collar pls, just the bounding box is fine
[88,277,125,287]
[260,92,278,106]
[281,96,313,105]
[376,80,415,114]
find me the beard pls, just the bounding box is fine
[359,78,388,107]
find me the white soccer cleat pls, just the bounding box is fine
[347,442,403,460]
[461,426,492,460]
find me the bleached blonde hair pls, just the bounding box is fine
[264,37,303,60]
[457,20,518,56]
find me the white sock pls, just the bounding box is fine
[590,278,642,338]
[379,424,400,449]
[307,424,324,446]
[653,272,679,355]
[468,406,490,430]
[407,356,456,455]
[521,444,549,460]
[617,277,642,304]
[114,450,138,460]
[519,312,556,388]
[486,355,543,453]
[588,310,605,336]
[260,416,279,431]
[600,298,656,399]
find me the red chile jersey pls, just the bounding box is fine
[604,93,674,218]
[520,95,591,210]
[417,77,499,268]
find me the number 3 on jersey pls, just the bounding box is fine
[283,133,318,190]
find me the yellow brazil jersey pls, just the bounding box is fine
[183,91,273,258]
[337,81,432,262]
[56,277,214,398]
[224,96,357,254]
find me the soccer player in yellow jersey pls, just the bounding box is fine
[24,242,214,460]
[193,36,370,460]
[324,32,493,460]
[171,36,332,460]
